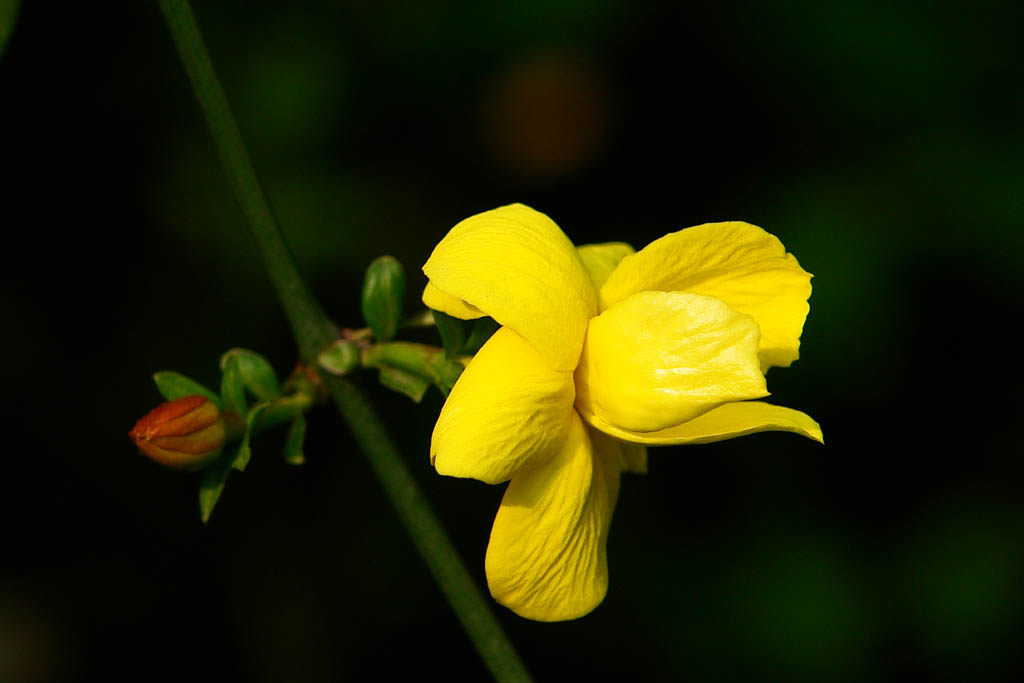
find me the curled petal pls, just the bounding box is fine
[422,204,597,371]
[580,400,823,445]
[576,242,635,291]
[486,414,621,621]
[432,327,576,484]
[422,282,485,320]
[600,221,812,369]
[575,290,768,433]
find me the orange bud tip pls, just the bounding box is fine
[130,395,226,470]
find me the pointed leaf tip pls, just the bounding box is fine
[153,371,222,408]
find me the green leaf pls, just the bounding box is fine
[250,394,313,435]
[219,355,247,416]
[317,340,360,375]
[231,432,252,472]
[282,415,306,465]
[199,448,235,524]
[231,403,269,472]
[0,0,21,60]
[220,348,281,400]
[463,317,500,355]
[153,371,222,408]
[378,366,431,402]
[361,256,405,342]
[428,356,465,397]
[432,310,468,359]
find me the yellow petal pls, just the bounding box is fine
[580,400,823,445]
[576,242,634,291]
[422,204,597,371]
[575,290,768,433]
[599,222,812,369]
[431,327,575,484]
[422,282,484,320]
[486,414,621,621]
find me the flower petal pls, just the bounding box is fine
[422,204,597,371]
[485,414,621,621]
[599,222,812,369]
[580,400,823,445]
[422,282,485,320]
[575,290,768,433]
[576,242,634,291]
[431,327,576,484]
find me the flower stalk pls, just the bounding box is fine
[156,1,531,679]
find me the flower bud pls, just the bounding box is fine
[129,395,227,470]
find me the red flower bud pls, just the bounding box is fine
[129,395,226,470]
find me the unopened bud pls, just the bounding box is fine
[129,395,232,470]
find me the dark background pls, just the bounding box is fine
[2,1,1022,680]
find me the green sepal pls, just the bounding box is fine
[463,317,500,355]
[219,355,247,416]
[432,310,468,359]
[199,446,236,524]
[428,356,464,397]
[283,415,307,465]
[378,366,431,403]
[318,340,360,375]
[361,255,405,342]
[220,348,281,401]
[153,371,222,408]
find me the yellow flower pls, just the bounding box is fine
[422,203,822,621]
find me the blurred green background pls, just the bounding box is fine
[2,1,1022,680]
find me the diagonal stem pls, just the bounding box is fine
[157,1,531,680]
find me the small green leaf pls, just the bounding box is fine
[0,0,21,60]
[361,256,406,342]
[463,317,500,355]
[232,403,270,472]
[153,371,222,408]
[428,356,465,397]
[231,433,252,472]
[250,394,313,435]
[220,348,281,401]
[432,310,468,359]
[378,366,431,402]
[283,415,307,465]
[199,448,235,524]
[317,340,360,375]
[219,355,247,416]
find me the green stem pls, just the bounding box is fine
[0,0,21,60]
[325,376,530,680]
[158,0,331,364]
[157,2,531,681]
[362,341,442,376]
